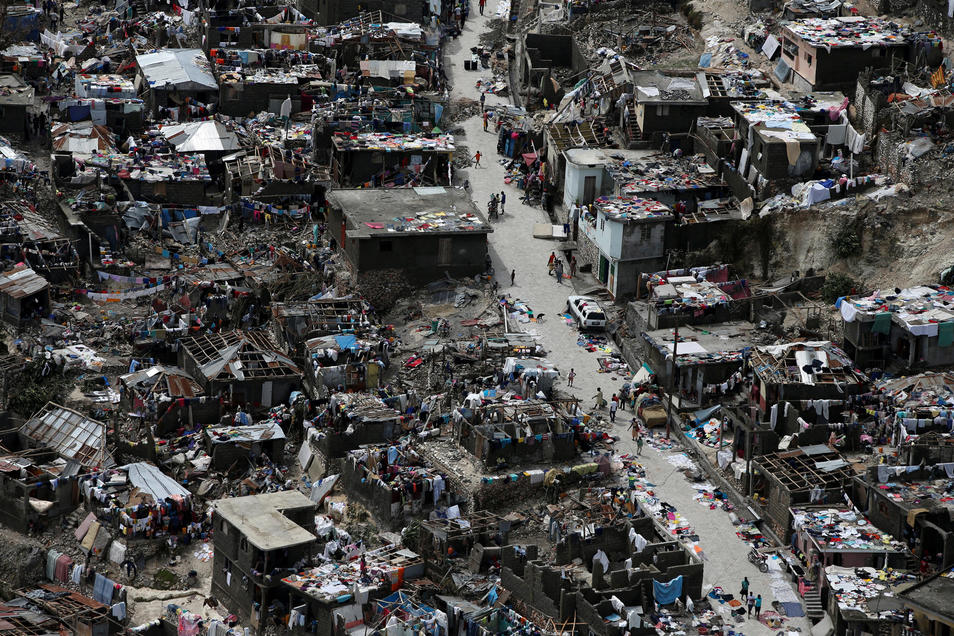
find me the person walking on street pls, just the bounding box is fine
[554,259,564,284]
[483,110,489,131]
[747,593,755,616]
[593,388,605,410]
[740,577,749,599]
[510,269,515,286]
[479,0,486,13]
[570,255,577,278]
[755,595,762,619]
[637,434,644,454]
[480,92,486,108]
[619,385,629,411]
[547,251,556,275]
[567,368,575,387]
[473,150,482,167]
[499,191,506,213]
[609,397,618,422]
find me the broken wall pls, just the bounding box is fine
[339,458,401,529]
[0,476,75,533]
[500,554,567,620]
[314,419,400,459]
[462,423,576,466]
[854,71,890,138]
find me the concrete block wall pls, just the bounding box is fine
[338,456,397,527]
[471,426,577,466]
[874,129,917,186]
[500,554,568,620]
[574,587,646,636]
[854,75,888,138]
[418,444,475,512]
[555,525,631,566]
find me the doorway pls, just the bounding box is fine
[583,175,596,204]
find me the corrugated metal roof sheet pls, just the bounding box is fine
[124,462,191,500]
[0,266,48,299]
[137,49,217,91]
[20,403,112,467]
[160,121,242,153]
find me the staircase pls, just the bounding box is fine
[624,105,645,146]
[801,582,825,620]
[129,0,148,17]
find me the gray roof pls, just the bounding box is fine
[0,74,35,106]
[213,491,316,551]
[124,462,191,501]
[329,187,490,238]
[897,568,954,620]
[137,49,218,91]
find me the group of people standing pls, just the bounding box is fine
[739,577,763,619]
[546,251,576,283]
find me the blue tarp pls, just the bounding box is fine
[375,591,438,617]
[334,334,359,351]
[693,404,722,424]
[68,104,91,121]
[160,207,199,228]
[652,575,683,606]
[376,591,412,612]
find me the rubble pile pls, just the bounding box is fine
[0,0,952,630]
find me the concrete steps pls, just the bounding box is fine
[802,584,825,620]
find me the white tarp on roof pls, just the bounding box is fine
[160,120,241,152]
[359,59,416,80]
[137,49,217,91]
[384,22,423,39]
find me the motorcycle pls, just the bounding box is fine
[748,548,769,573]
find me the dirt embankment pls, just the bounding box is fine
[0,527,46,595]
[767,197,954,288]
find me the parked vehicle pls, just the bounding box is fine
[566,295,607,330]
[748,548,769,572]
